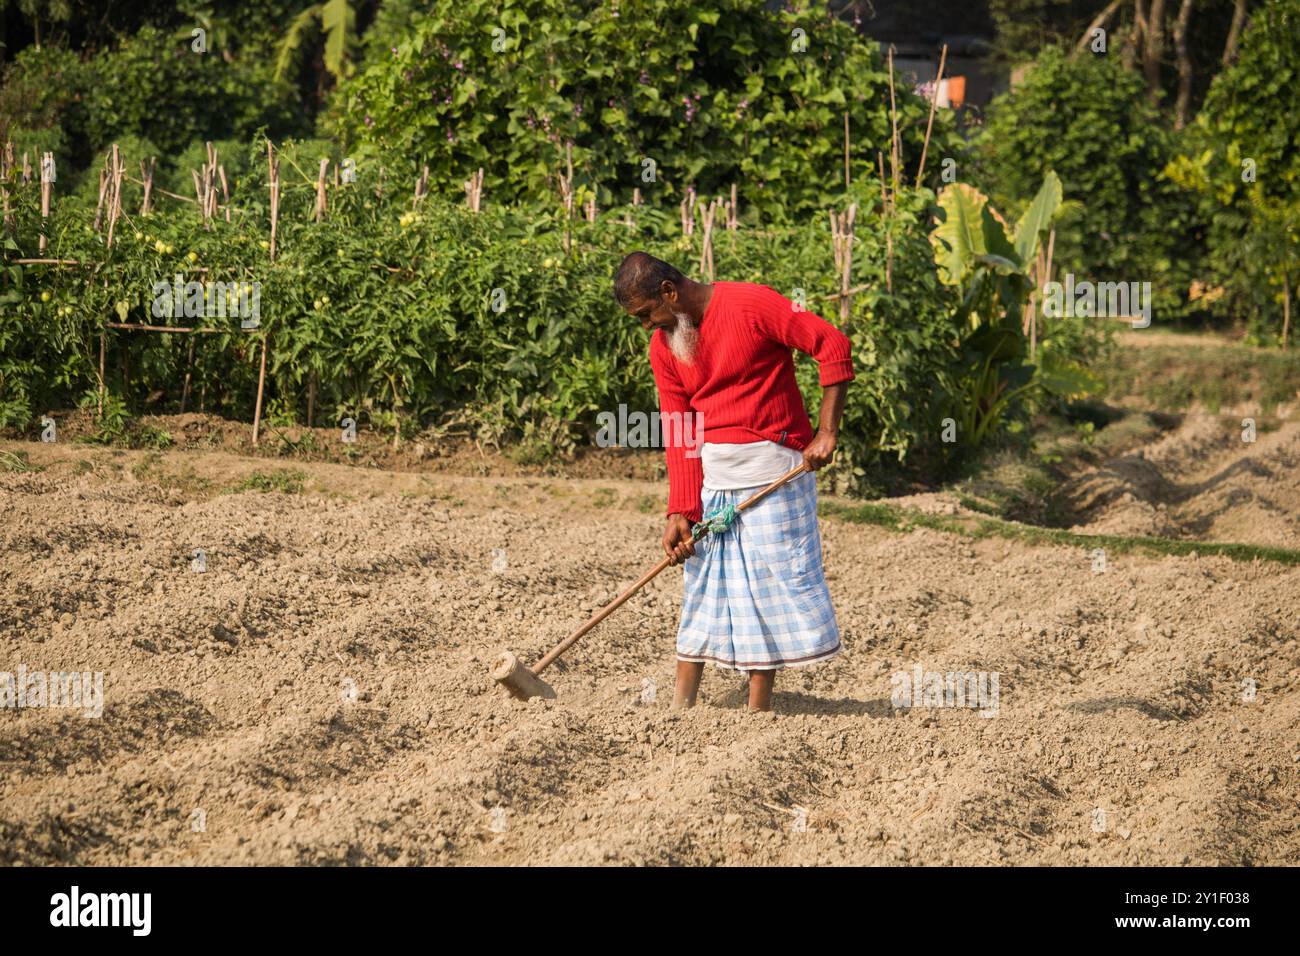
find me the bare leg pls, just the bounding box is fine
[747,669,776,712]
[673,660,705,709]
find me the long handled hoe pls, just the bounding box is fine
[491,463,810,701]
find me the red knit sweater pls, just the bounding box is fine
[649,282,854,523]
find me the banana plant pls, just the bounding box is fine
[931,171,1095,447]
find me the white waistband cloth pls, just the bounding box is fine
[701,440,804,491]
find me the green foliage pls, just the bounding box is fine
[975,45,1202,323]
[275,0,359,85]
[930,173,1101,448]
[0,44,93,164]
[332,0,963,220]
[1165,0,1300,343]
[0,128,999,496]
[0,27,310,173]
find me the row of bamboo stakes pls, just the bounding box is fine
[3,43,959,437]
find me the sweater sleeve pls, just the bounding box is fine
[649,338,704,524]
[747,285,855,387]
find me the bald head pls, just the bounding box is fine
[612,252,685,309]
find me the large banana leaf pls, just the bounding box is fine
[1012,170,1063,266]
[932,183,1022,286]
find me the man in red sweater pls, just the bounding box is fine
[612,252,853,712]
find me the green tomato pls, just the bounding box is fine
[40,291,51,303]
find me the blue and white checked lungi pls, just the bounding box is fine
[677,471,841,671]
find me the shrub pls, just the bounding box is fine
[975,45,1203,324]
[331,0,963,221]
[1165,0,1300,344]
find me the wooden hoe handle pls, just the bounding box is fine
[530,462,811,675]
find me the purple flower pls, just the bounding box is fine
[391,47,398,55]
[639,70,650,84]
[454,61,464,71]
[447,130,456,142]
[364,115,374,127]
[608,98,615,107]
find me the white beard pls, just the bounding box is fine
[667,311,699,365]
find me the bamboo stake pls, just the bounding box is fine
[841,203,857,321]
[252,335,269,446]
[218,164,230,223]
[413,165,429,207]
[1,141,12,235]
[916,44,949,187]
[39,152,54,253]
[559,144,574,254]
[464,167,484,212]
[679,186,697,237]
[106,145,123,249]
[830,204,858,321]
[107,323,228,334]
[267,141,280,263]
[201,142,213,222]
[698,199,719,280]
[191,169,205,222]
[140,157,155,215]
[313,158,328,221]
[887,47,900,200]
[729,182,738,230]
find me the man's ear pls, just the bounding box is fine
[661,280,678,303]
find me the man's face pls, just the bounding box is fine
[626,281,680,331]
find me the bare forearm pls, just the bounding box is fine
[818,381,848,437]
[802,381,849,470]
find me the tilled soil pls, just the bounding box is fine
[1057,415,1300,548]
[1,439,1297,866]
